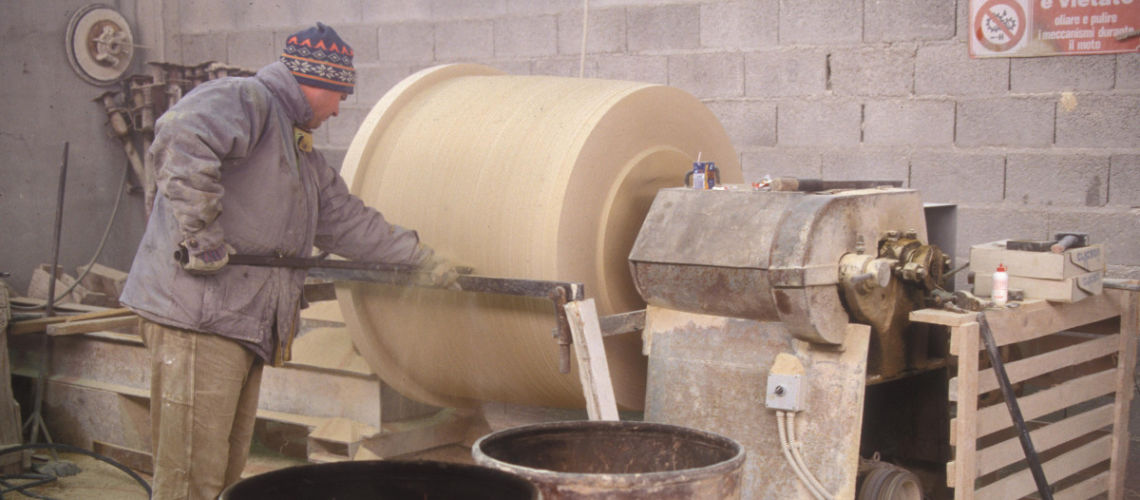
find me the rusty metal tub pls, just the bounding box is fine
[472,420,745,499]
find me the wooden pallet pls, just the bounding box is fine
[911,288,1137,500]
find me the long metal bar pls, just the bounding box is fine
[27,143,68,454]
[175,250,588,372]
[977,312,1054,500]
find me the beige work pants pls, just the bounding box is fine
[142,320,263,500]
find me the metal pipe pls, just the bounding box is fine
[27,142,69,453]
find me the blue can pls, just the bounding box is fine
[685,161,719,190]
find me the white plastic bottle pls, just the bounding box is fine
[992,263,1009,306]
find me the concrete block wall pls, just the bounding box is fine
[147,1,1139,491]
[161,2,1140,275]
[0,0,1137,493]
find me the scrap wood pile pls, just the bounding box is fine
[5,263,137,337]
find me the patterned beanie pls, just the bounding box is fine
[281,22,355,94]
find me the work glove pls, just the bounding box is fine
[414,243,464,290]
[182,241,235,275]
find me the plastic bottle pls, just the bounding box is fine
[992,263,1009,306]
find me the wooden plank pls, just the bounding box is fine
[952,321,980,498]
[1108,289,1138,499]
[9,297,106,313]
[978,294,1120,349]
[8,307,133,336]
[969,334,1119,398]
[974,434,1111,500]
[976,404,1114,477]
[46,315,139,336]
[0,288,23,475]
[1052,470,1109,500]
[92,440,153,475]
[973,369,1116,438]
[564,299,619,421]
[911,307,976,329]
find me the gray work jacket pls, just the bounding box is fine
[120,62,423,363]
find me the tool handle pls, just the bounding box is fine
[174,247,418,273]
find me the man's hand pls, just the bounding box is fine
[182,242,235,275]
[413,243,464,290]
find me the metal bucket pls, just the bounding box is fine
[472,420,746,499]
[219,460,538,500]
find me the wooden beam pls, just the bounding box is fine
[1108,289,1138,499]
[972,369,1116,438]
[950,321,979,496]
[974,434,1111,500]
[948,334,1120,401]
[975,404,1113,477]
[46,315,139,337]
[92,440,152,475]
[9,307,133,336]
[564,299,619,421]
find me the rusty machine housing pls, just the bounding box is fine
[629,186,952,499]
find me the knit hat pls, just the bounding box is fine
[281,22,355,94]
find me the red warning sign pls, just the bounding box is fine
[970,0,1140,57]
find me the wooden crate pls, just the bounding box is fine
[911,288,1138,500]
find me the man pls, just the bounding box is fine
[120,23,452,499]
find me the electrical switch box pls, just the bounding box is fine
[765,353,807,412]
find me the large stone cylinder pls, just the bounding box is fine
[336,64,741,409]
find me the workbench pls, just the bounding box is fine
[911,288,1138,500]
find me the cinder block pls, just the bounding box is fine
[294,0,362,26]
[557,8,626,55]
[430,0,507,20]
[955,0,969,42]
[533,57,584,77]
[821,150,909,184]
[865,0,955,42]
[863,99,955,146]
[435,20,494,61]
[829,47,914,97]
[1006,153,1109,207]
[1011,55,1115,92]
[378,23,435,63]
[954,205,1052,260]
[354,63,417,106]
[507,0,579,16]
[744,49,827,97]
[495,16,558,58]
[178,33,228,65]
[741,149,821,182]
[700,1,778,49]
[1110,155,1140,207]
[704,100,777,149]
[667,53,744,99]
[1051,208,1140,265]
[1107,264,1140,280]
[1119,53,1140,90]
[362,0,432,22]
[326,107,369,149]
[177,2,240,33]
[915,43,1008,96]
[226,31,277,69]
[778,100,862,146]
[778,0,861,44]
[628,5,700,53]
[333,25,380,65]
[491,59,533,75]
[595,55,667,84]
[1056,95,1140,148]
[910,152,1004,203]
[956,98,1055,147]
